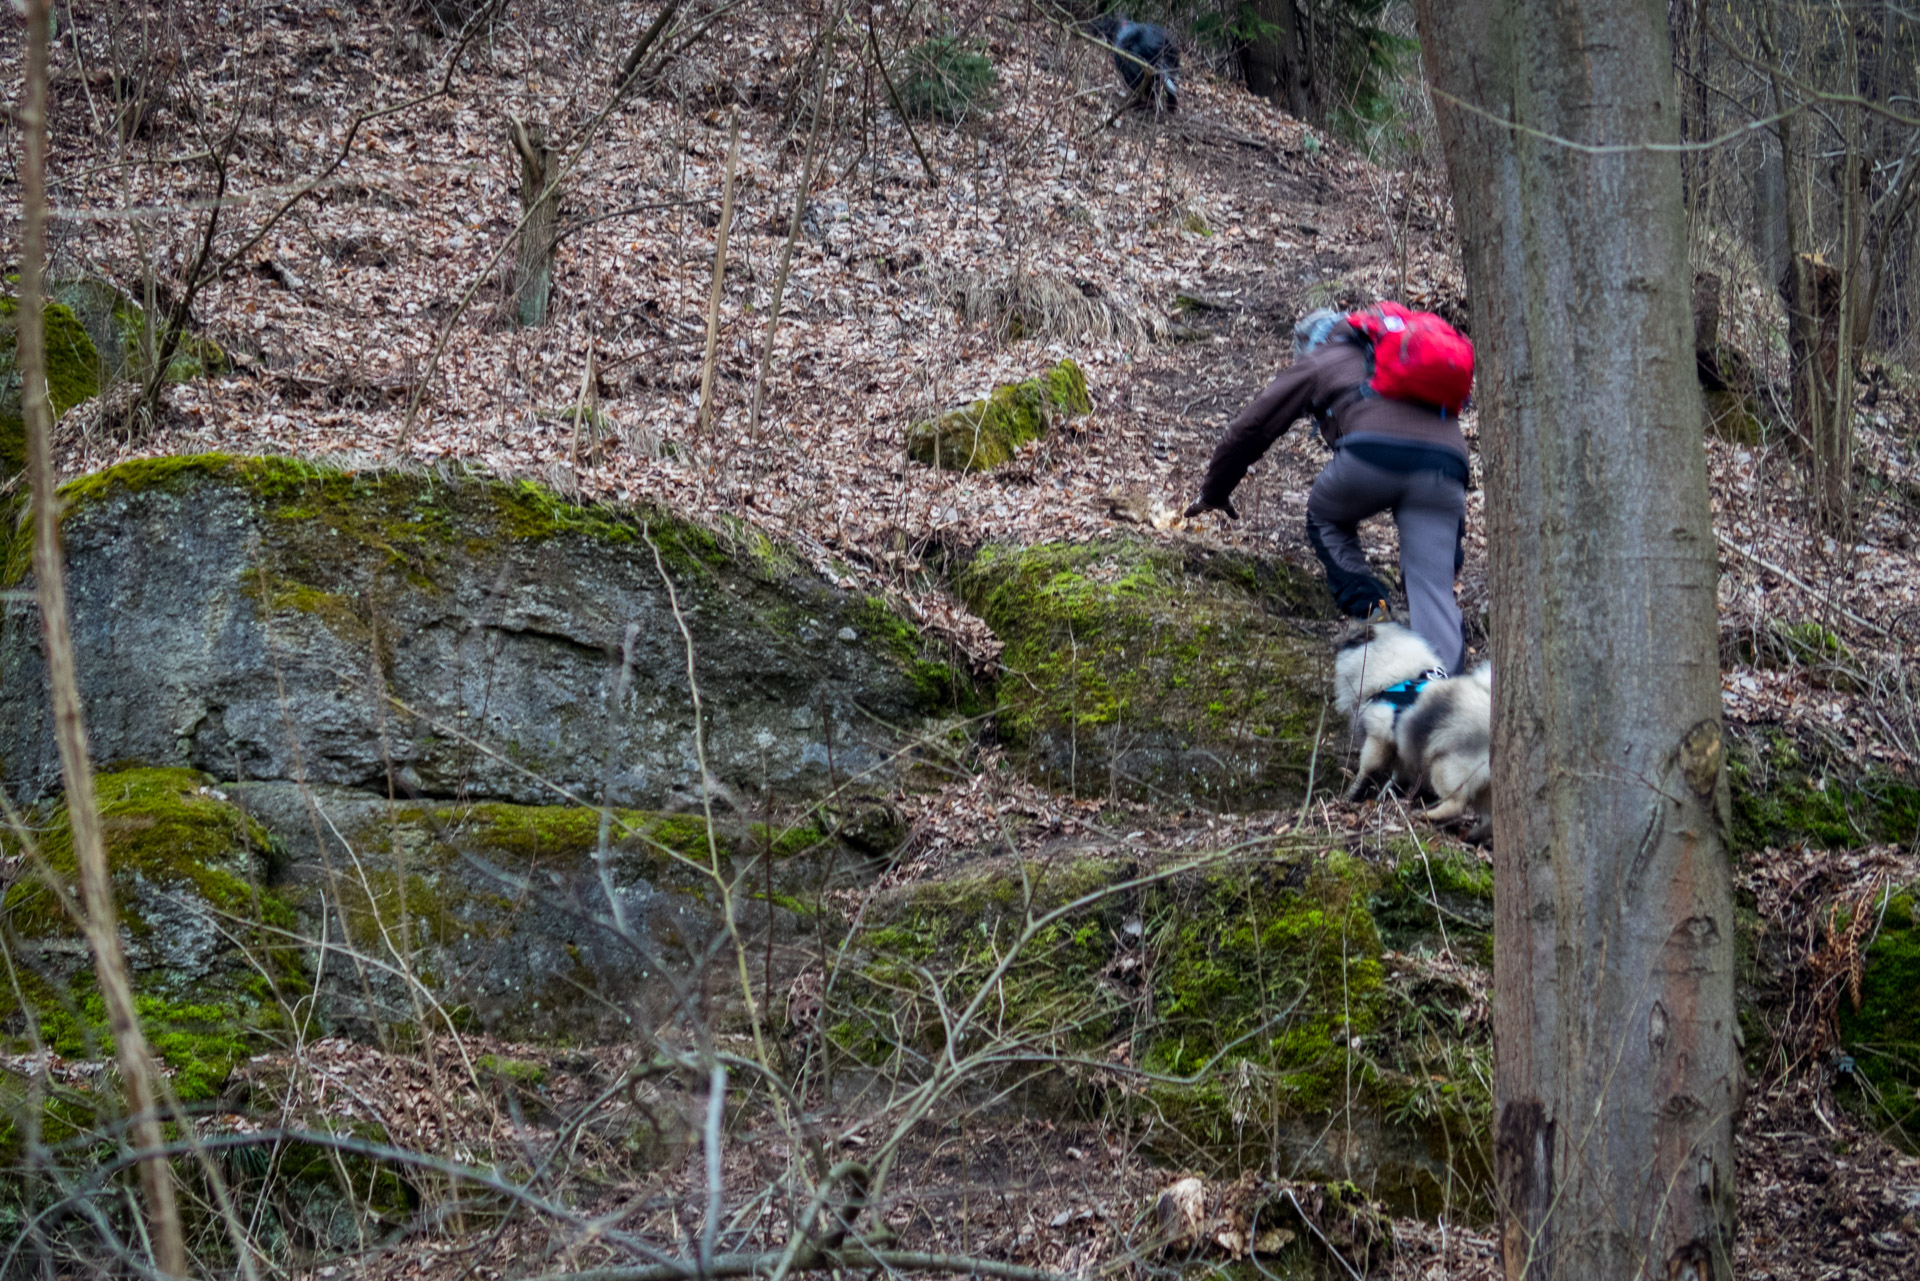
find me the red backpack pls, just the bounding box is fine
[1345,302,1474,414]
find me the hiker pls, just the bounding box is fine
[1185,305,1474,674]
[1092,15,1179,112]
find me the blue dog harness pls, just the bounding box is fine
[1369,668,1449,725]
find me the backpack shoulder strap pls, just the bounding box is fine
[1309,329,1375,428]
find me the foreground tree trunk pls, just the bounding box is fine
[1412,2,1739,1278]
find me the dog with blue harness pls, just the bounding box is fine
[1333,621,1492,843]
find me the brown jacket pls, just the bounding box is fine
[1198,332,1469,509]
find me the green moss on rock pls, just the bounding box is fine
[897,35,997,123]
[334,800,728,956]
[0,494,26,589]
[0,282,213,482]
[1144,856,1386,1128]
[0,298,103,478]
[47,276,229,386]
[477,1053,547,1087]
[0,768,301,1108]
[831,857,1133,1066]
[1704,387,1763,445]
[27,454,773,629]
[906,358,1090,472]
[1370,842,1495,964]
[958,539,1335,808]
[281,795,852,1041]
[855,595,987,716]
[1838,883,1920,1147]
[1729,729,1920,852]
[832,849,1491,1214]
[443,801,712,864]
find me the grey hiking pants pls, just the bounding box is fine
[1306,445,1468,673]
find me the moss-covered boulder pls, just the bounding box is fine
[0,767,302,1118]
[0,456,966,808]
[1704,387,1763,445]
[1838,881,1920,1147]
[906,358,1089,471]
[0,283,228,480]
[823,847,1492,1218]
[1728,727,1920,853]
[49,276,229,385]
[223,780,853,1041]
[0,298,102,478]
[958,539,1337,808]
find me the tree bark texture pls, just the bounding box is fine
[1238,0,1314,121]
[1667,0,1709,224]
[1764,35,1854,532]
[508,115,558,327]
[1411,2,1738,1278]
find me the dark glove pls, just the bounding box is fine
[1184,496,1239,521]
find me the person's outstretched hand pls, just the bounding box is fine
[1183,496,1239,521]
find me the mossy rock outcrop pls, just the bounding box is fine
[49,276,229,385]
[224,781,861,1041]
[1704,387,1763,445]
[1728,727,1920,853]
[0,767,303,1129]
[0,283,228,480]
[1838,881,1920,1147]
[0,455,967,808]
[906,358,1089,471]
[825,847,1493,1218]
[958,539,1337,808]
[0,298,102,479]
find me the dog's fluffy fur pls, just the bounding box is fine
[1334,623,1492,839]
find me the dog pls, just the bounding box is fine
[1333,622,1492,842]
[1091,16,1179,112]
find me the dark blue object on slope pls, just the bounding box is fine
[1096,16,1179,112]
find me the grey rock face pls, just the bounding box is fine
[226,782,841,1041]
[1,458,948,807]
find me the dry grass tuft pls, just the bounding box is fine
[941,265,1169,345]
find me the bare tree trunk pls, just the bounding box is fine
[1238,0,1314,121]
[16,1,187,1273]
[1412,2,1738,1278]
[507,114,559,327]
[696,112,743,436]
[613,0,683,94]
[1763,18,1857,534]
[1668,0,1710,227]
[1830,143,1867,536]
[1752,144,1788,287]
[1772,74,1824,442]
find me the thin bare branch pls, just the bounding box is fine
[15,0,185,1271]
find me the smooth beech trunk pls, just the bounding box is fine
[1411,2,1739,1278]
